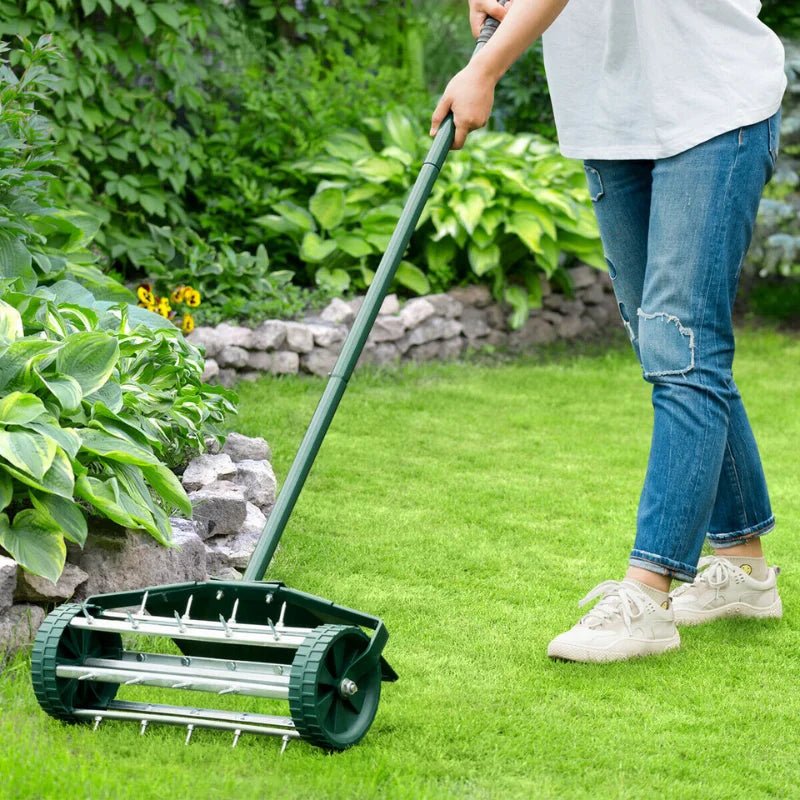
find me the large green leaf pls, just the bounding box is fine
[300,232,337,264]
[141,463,192,517]
[0,338,59,393]
[56,331,119,396]
[0,300,23,343]
[467,243,501,277]
[35,370,83,412]
[271,202,316,233]
[26,422,81,460]
[383,109,419,155]
[0,392,48,426]
[79,428,159,466]
[334,234,373,258]
[506,214,544,254]
[74,474,140,530]
[0,471,12,511]
[3,447,75,499]
[0,428,57,480]
[30,490,88,546]
[504,285,530,330]
[0,510,66,583]
[322,131,373,161]
[394,261,430,295]
[453,191,487,236]
[0,236,36,292]
[309,188,345,231]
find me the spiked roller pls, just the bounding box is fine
[31,8,506,752]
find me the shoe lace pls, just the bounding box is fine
[671,556,734,601]
[577,580,647,635]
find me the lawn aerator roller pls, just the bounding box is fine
[31,11,506,751]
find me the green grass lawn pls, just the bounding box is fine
[2,324,799,800]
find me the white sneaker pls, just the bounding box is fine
[671,556,782,626]
[547,579,680,663]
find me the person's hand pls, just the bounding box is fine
[468,0,511,38]
[430,63,496,150]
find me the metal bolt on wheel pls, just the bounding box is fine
[288,624,382,751]
[31,603,122,722]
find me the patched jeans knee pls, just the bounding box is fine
[636,309,695,380]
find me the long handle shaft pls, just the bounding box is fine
[243,14,503,581]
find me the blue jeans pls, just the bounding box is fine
[583,110,781,582]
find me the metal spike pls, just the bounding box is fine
[93,716,103,731]
[183,594,194,620]
[172,681,193,690]
[138,590,149,616]
[78,671,97,681]
[185,724,194,745]
[265,594,273,605]
[80,602,94,625]
[232,729,242,748]
[280,735,290,755]
[174,610,187,633]
[125,610,140,630]
[229,598,239,625]
[266,617,280,640]
[140,720,148,736]
[219,613,232,638]
[218,685,238,696]
[276,602,287,628]
[124,677,144,686]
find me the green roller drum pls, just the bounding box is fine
[31,9,506,752]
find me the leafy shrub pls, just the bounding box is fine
[259,110,603,326]
[0,36,236,581]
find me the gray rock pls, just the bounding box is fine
[271,351,300,375]
[368,316,406,343]
[301,348,339,377]
[0,604,45,654]
[203,436,222,455]
[0,556,17,613]
[580,316,600,336]
[15,563,89,602]
[187,327,221,358]
[284,322,314,354]
[580,283,606,305]
[541,310,563,325]
[439,337,465,359]
[205,502,268,572]
[448,285,492,308]
[217,369,238,388]
[426,294,464,318]
[189,481,248,538]
[586,304,611,326]
[238,371,262,383]
[215,323,253,349]
[70,520,207,599]
[307,323,346,349]
[538,274,553,298]
[485,304,506,330]
[568,264,597,289]
[217,345,250,369]
[399,297,436,328]
[407,341,442,362]
[247,351,273,371]
[250,320,287,351]
[460,307,491,339]
[222,432,272,463]
[202,358,219,382]
[320,297,356,326]
[486,329,509,347]
[561,299,586,316]
[181,453,237,492]
[235,459,277,513]
[556,314,584,339]
[543,294,565,311]
[400,317,462,352]
[359,342,401,367]
[378,294,400,315]
[509,317,557,349]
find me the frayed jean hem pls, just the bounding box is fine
[629,550,696,583]
[707,514,776,549]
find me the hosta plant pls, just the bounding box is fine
[259,109,604,327]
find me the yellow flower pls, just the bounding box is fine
[184,288,201,308]
[170,286,186,304]
[181,313,195,334]
[137,285,155,305]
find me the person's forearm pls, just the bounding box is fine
[471,0,569,82]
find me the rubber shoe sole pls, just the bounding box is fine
[674,597,783,626]
[547,632,681,663]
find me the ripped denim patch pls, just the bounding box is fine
[637,309,695,378]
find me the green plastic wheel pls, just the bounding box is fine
[288,623,382,750]
[31,603,122,722]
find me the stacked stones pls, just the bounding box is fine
[0,433,275,652]
[190,264,620,387]
[747,39,800,278]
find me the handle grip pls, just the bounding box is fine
[476,0,508,47]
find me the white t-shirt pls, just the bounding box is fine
[541,0,787,160]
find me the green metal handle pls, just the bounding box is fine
[242,8,505,582]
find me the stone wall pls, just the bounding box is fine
[189,265,619,387]
[747,39,800,278]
